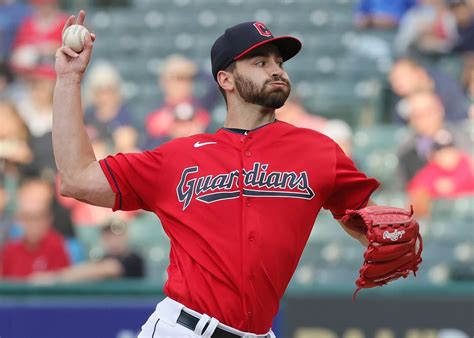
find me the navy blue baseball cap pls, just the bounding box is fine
[211,21,302,81]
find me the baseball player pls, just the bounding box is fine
[53,11,422,338]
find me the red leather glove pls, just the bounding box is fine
[341,206,423,299]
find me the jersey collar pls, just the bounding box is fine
[220,119,278,135]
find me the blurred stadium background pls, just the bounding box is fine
[0,0,473,337]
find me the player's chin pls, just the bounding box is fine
[264,92,289,109]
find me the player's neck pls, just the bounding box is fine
[224,102,276,130]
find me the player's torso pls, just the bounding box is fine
[150,121,338,329]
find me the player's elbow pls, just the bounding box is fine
[59,172,88,199]
[59,174,78,198]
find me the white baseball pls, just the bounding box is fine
[62,24,89,53]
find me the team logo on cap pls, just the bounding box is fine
[253,22,272,37]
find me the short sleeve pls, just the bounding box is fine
[99,149,164,212]
[323,144,380,219]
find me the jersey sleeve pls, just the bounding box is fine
[323,144,380,219]
[99,149,164,212]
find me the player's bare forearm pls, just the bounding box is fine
[53,76,95,179]
[338,199,377,246]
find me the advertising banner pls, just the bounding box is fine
[285,294,474,338]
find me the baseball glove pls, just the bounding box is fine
[341,205,423,299]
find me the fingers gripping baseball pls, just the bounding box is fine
[55,10,95,79]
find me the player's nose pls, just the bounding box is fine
[268,60,284,78]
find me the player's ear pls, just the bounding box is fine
[217,70,234,92]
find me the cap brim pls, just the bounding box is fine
[233,36,302,62]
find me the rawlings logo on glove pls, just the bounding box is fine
[341,205,423,300]
[383,229,405,241]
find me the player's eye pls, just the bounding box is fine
[255,61,265,67]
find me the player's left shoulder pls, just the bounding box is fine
[162,133,218,152]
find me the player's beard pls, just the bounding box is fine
[234,72,291,109]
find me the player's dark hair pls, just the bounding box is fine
[218,62,236,106]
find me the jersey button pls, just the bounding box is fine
[249,233,255,241]
[245,151,251,157]
[246,200,251,207]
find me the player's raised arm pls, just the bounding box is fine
[52,10,115,208]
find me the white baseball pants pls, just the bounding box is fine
[137,297,276,338]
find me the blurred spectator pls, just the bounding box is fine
[448,0,474,53]
[0,62,13,100]
[389,57,470,121]
[0,0,32,60]
[17,65,56,177]
[394,0,457,56]
[145,55,211,146]
[396,91,471,186]
[355,0,417,29]
[84,62,138,150]
[113,125,140,153]
[0,100,33,173]
[30,219,144,284]
[321,119,354,158]
[6,176,81,261]
[275,94,327,131]
[0,61,28,104]
[408,129,474,217]
[10,0,67,74]
[0,173,13,248]
[0,178,70,279]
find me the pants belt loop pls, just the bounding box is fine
[194,313,211,336]
[202,317,219,338]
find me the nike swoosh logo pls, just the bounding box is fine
[194,141,217,148]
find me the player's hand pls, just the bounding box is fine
[55,10,96,81]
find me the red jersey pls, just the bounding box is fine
[0,229,70,279]
[99,120,379,333]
